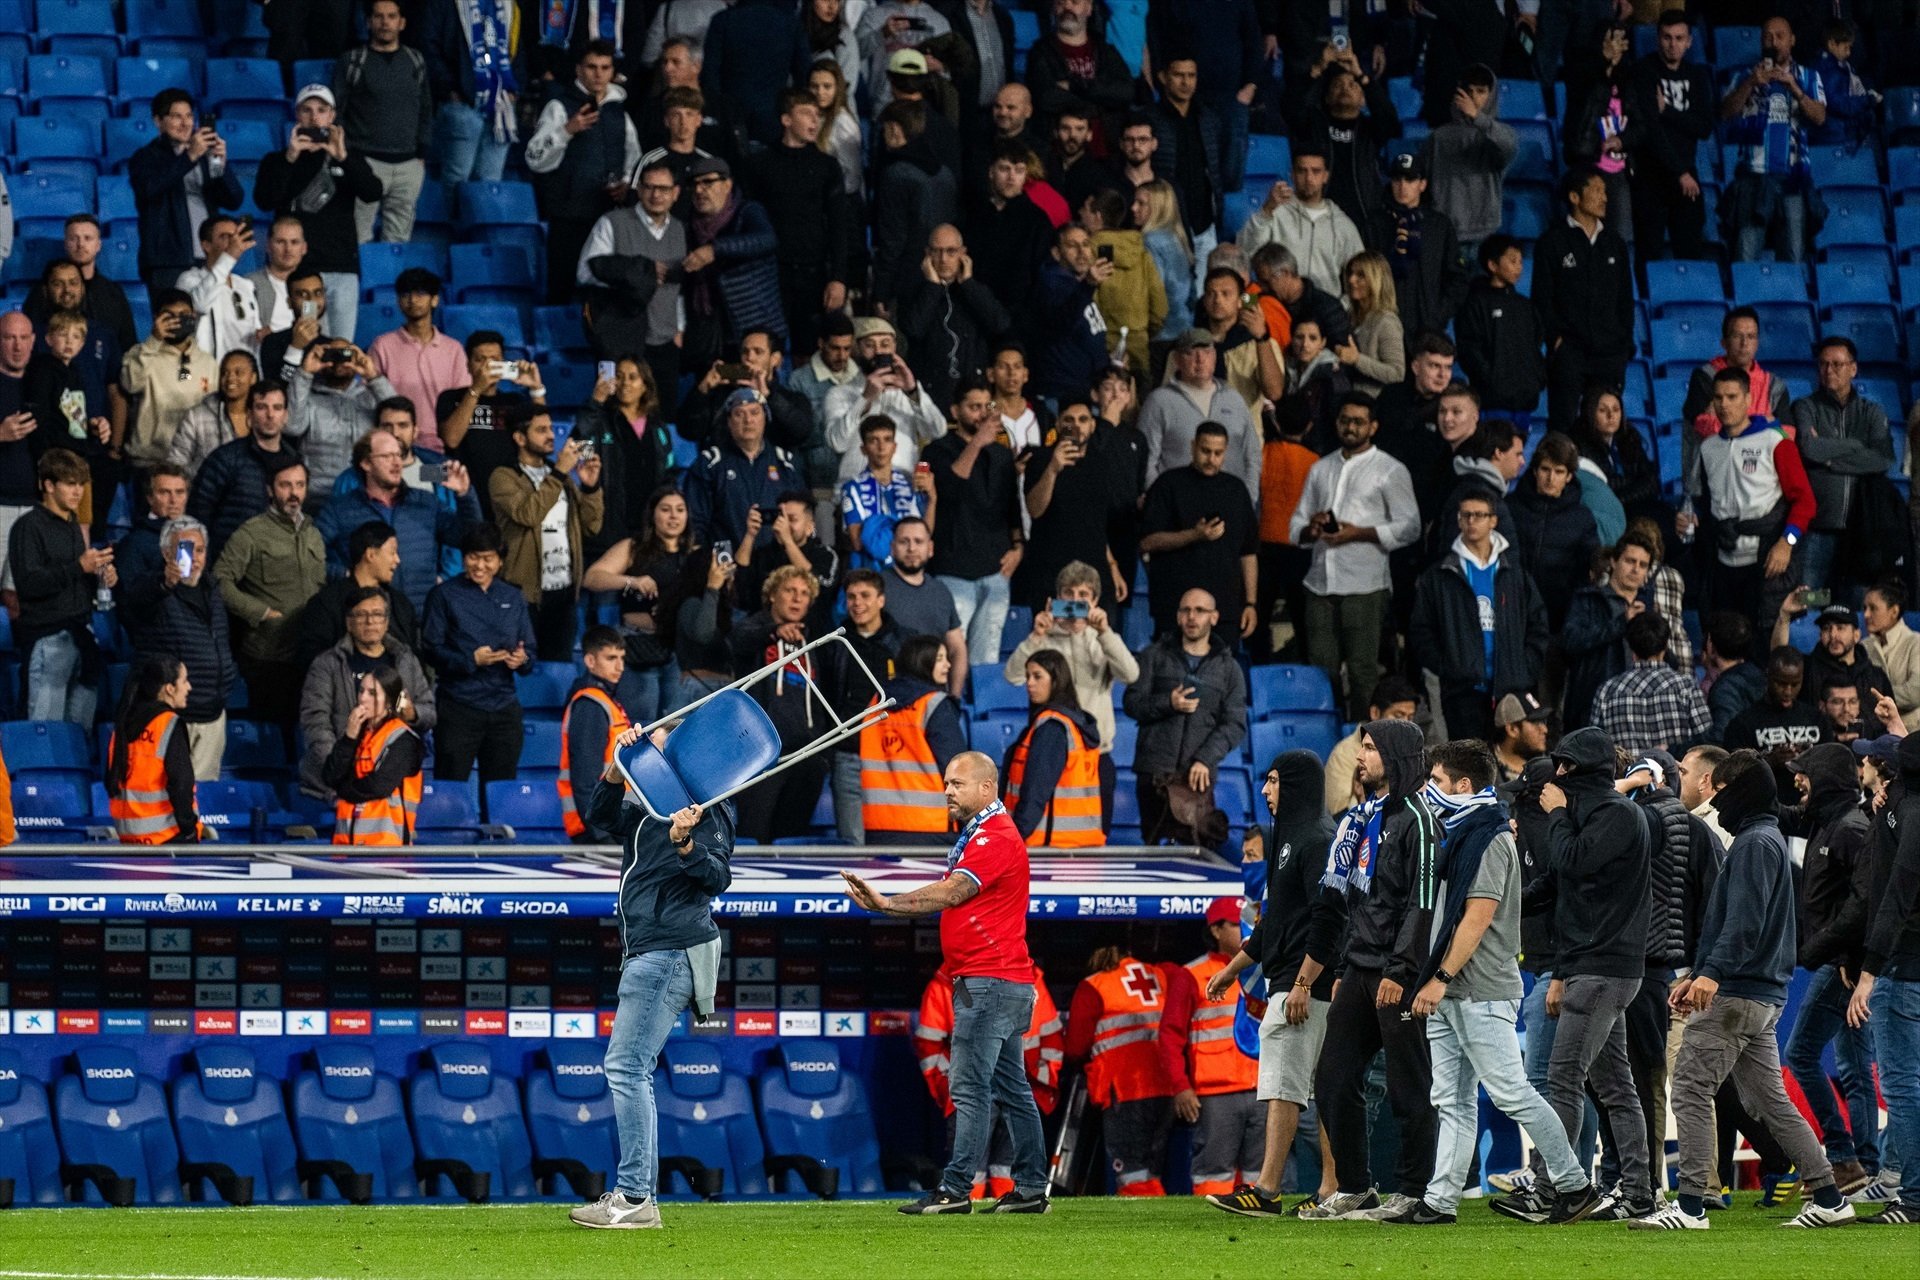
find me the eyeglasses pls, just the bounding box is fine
[639,183,676,194]
[691,175,725,187]
[1458,510,1495,522]
[348,611,388,623]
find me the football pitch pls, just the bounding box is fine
[2,1199,1915,1280]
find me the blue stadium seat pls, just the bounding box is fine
[1643,259,1725,317]
[522,1042,614,1201]
[1728,260,1809,306]
[1713,26,1761,69]
[408,1042,537,1201]
[206,57,288,109]
[1892,147,1920,202]
[127,0,205,43]
[1649,316,1725,377]
[197,777,281,824]
[11,777,95,837]
[103,115,157,171]
[1889,89,1920,147]
[516,661,572,712]
[1009,7,1040,50]
[417,777,485,843]
[28,53,109,99]
[1621,360,1654,417]
[290,58,334,92]
[1243,133,1291,180]
[457,180,541,229]
[214,117,281,163]
[1249,664,1335,716]
[533,305,590,360]
[969,710,1024,767]
[1500,188,1550,242]
[114,53,191,105]
[522,716,562,769]
[98,235,142,283]
[484,780,565,841]
[1506,122,1556,188]
[1213,766,1254,825]
[0,1047,63,1206]
[224,718,286,773]
[1751,303,1816,362]
[1815,261,1895,318]
[12,116,101,166]
[1499,78,1548,120]
[1808,145,1879,190]
[1251,715,1340,769]
[1832,315,1902,370]
[3,719,91,772]
[969,672,1026,718]
[44,33,117,67]
[1386,76,1419,123]
[54,1046,182,1205]
[1895,205,1920,264]
[358,240,450,299]
[440,303,528,351]
[655,1041,769,1198]
[1820,188,1889,247]
[412,180,454,228]
[1859,377,1909,422]
[754,1041,885,1197]
[449,242,537,305]
[543,358,598,408]
[35,0,118,47]
[128,34,205,84]
[1108,715,1137,765]
[171,1046,301,1204]
[290,1044,413,1202]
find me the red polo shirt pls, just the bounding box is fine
[942,808,1035,982]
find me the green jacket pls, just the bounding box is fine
[213,509,328,662]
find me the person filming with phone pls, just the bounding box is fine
[175,215,263,362]
[290,338,399,501]
[253,85,383,344]
[489,406,606,662]
[1139,422,1259,642]
[128,89,243,297]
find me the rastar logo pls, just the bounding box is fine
[84,1067,136,1080]
[202,1067,253,1079]
[554,1063,604,1077]
[440,1062,489,1076]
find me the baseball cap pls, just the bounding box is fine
[687,154,731,181]
[722,387,766,414]
[888,49,928,76]
[1205,896,1242,926]
[1174,328,1216,353]
[1816,604,1857,628]
[295,83,336,108]
[1494,691,1549,728]
[1851,733,1902,766]
[1388,152,1427,181]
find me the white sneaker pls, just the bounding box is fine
[1849,1178,1898,1204]
[1627,1202,1708,1231]
[569,1191,662,1229]
[1782,1201,1856,1228]
[1488,1169,1535,1196]
[1298,1189,1379,1220]
[1347,1192,1419,1221]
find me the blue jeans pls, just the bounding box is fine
[27,631,97,725]
[431,101,509,188]
[673,669,729,713]
[604,949,693,1200]
[1737,191,1807,263]
[321,271,359,347]
[943,975,1048,1198]
[625,659,680,728]
[936,572,1011,668]
[1871,974,1920,1207]
[1520,974,1598,1172]
[1784,964,1879,1169]
[830,750,864,844]
[1799,531,1839,595]
[1210,97,1251,197]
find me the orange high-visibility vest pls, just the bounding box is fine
[915,963,1065,1117]
[1005,708,1104,848]
[1185,952,1259,1096]
[860,689,953,835]
[333,718,422,846]
[109,710,197,845]
[1079,958,1169,1106]
[558,686,632,837]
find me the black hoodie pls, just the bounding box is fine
[1245,750,1343,1000]
[1546,727,1650,979]
[1792,742,1872,971]
[1453,278,1547,414]
[1510,755,1559,974]
[1862,733,1920,975]
[1341,718,1440,989]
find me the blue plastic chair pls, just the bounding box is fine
[2,719,91,772]
[1713,26,1761,70]
[1500,79,1548,120]
[1644,259,1726,317]
[456,180,540,229]
[214,117,280,164]
[28,53,109,99]
[171,1046,301,1204]
[290,1045,412,1202]
[0,1048,63,1205]
[115,55,193,107]
[654,1042,769,1198]
[1501,188,1551,242]
[35,0,118,46]
[1816,261,1895,320]
[205,57,288,109]
[358,240,450,299]
[448,242,537,304]
[55,1046,182,1205]
[1649,316,1725,377]
[523,1043,616,1200]
[1729,260,1811,305]
[1809,145,1880,190]
[104,116,158,171]
[754,1041,885,1197]
[483,780,566,841]
[12,116,101,165]
[127,0,204,43]
[439,303,529,350]
[1249,664,1335,717]
[617,689,782,818]
[407,1042,537,1201]
[1244,133,1291,179]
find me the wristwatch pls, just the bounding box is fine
[1433,967,1455,985]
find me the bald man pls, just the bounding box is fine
[898,224,1012,411]
[844,752,1050,1214]
[0,310,41,600]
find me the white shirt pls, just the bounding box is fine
[178,253,263,361]
[1288,444,1420,596]
[822,381,947,481]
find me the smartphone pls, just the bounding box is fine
[418,462,447,486]
[1331,33,1350,52]
[201,110,219,130]
[914,460,932,475]
[1241,291,1258,309]
[319,346,352,364]
[297,124,330,143]
[596,360,616,382]
[1050,599,1090,620]
[1322,515,1342,534]
[487,360,519,381]
[713,540,735,569]
[573,438,596,460]
[872,353,896,371]
[716,362,751,382]
[1097,243,1115,262]
[298,300,318,321]
[1803,588,1833,610]
[174,542,194,577]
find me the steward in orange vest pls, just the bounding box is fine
[107,657,203,846]
[1065,947,1177,1196]
[559,628,635,842]
[916,962,1065,1199]
[1004,701,1105,848]
[1158,901,1264,1196]
[324,668,424,846]
[860,663,967,843]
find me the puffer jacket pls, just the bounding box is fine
[140,577,236,725]
[690,197,787,345]
[1090,229,1168,377]
[1632,755,1696,969]
[1505,472,1600,629]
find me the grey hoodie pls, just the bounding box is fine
[1419,74,1518,243]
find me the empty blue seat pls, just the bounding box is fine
[198,777,280,821]
[1896,205,1920,263]
[1751,303,1816,362]
[1816,261,1895,316]
[533,305,590,359]
[1644,259,1725,316]
[439,303,528,351]
[457,181,540,229]
[3,719,91,772]
[1249,664,1335,716]
[1713,26,1761,69]
[1650,316,1725,376]
[654,1041,769,1198]
[1251,715,1340,768]
[55,1046,181,1205]
[755,1041,884,1198]
[416,777,485,843]
[358,240,450,297]
[225,718,286,771]
[172,1046,301,1204]
[0,1048,62,1206]
[522,716,562,769]
[1506,122,1556,188]
[104,116,158,171]
[1499,78,1548,120]
[28,53,108,98]
[35,0,117,44]
[12,116,100,164]
[1729,260,1810,306]
[1212,766,1254,825]
[45,32,117,66]
[115,55,192,107]
[408,1042,536,1201]
[1809,145,1879,190]
[128,0,205,43]
[970,672,1026,717]
[1832,315,1902,369]
[1889,88,1920,146]
[206,56,287,107]
[1243,133,1290,179]
[353,300,404,348]
[448,242,537,304]
[290,1044,412,1202]
[484,779,565,841]
[214,117,280,164]
[291,58,334,92]
[523,1042,614,1200]
[1501,188,1550,242]
[515,663,571,712]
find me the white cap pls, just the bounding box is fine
[295,83,336,108]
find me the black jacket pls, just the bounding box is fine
[253,149,383,277]
[135,576,236,725]
[1406,540,1548,697]
[1628,52,1716,182]
[1454,279,1546,414]
[1415,0,1508,127]
[1573,421,1663,515]
[1364,202,1466,346]
[1147,97,1224,237]
[1793,742,1874,971]
[1340,718,1440,990]
[1864,734,1920,975]
[588,776,733,957]
[750,140,851,287]
[968,193,1056,316]
[1546,727,1652,979]
[897,276,1012,417]
[1505,472,1600,630]
[189,437,303,557]
[1245,749,1343,999]
[1560,584,1631,732]
[871,137,960,310]
[1296,80,1400,232]
[1280,278,1353,349]
[673,378,815,452]
[1023,33,1136,135]
[127,139,244,278]
[1530,217,1635,359]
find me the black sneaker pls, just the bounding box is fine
[1490,1187,1553,1224]
[1586,1191,1658,1222]
[1208,1184,1289,1218]
[990,1189,1052,1214]
[1378,1198,1456,1225]
[1549,1183,1604,1225]
[1870,1203,1920,1225]
[898,1189,972,1215]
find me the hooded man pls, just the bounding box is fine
[1780,743,1877,1193]
[1496,726,1655,1221]
[1204,750,1344,1218]
[1634,750,1856,1230]
[1304,718,1440,1221]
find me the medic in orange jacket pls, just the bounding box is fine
[916,963,1065,1117]
[1158,902,1261,1111]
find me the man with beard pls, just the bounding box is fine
[1492,693,1549,785]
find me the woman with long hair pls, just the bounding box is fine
[1570,384,1663,520]
[1338,251,1405,396]
[808,59,865,200]
[323,665,424,846]
[857,633,968,844]
[1133,181,1193,353]
[1002,649,1105,847]
[582,485,695,725]
[803,0,860,99]
[168,349,258,478]
[107,654,201,845]
[575,355,673,553]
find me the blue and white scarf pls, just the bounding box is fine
[462,0,520,144]
[539,0,624,51]
[1420,781,1500,832]
[948,798,1007,871]
[1321,795,1385,895]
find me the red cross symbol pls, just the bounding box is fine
[1121,961,1161,1006]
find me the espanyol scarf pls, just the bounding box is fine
[948,799,1007,870]
[461,0,520,144]
[1321,796,1385,895]
[1421,781,1500,831]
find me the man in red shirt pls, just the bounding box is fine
[843,751,1051,1215]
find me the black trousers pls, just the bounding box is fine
[733,750,830,843]
[1547,342,1629,433]
[1631,167,1712,263]
[1253,541,1311,664]
[1439,687,1495,744]
[533,587,578,663]
[237,656,301,746]
[546,216,597,306]
[433,696,524,787]
[1314,965,1437,1198]
[1624,967,1673,1186]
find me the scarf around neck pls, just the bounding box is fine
[1421,781,1500,831]
[1322,795,1385,895]
[686,190,742,314]
[949,798,1006,869]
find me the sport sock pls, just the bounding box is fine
[1678,1194,1703,1217]
[1812,1184,1844,1210]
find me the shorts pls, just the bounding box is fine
[1257,993,1331,1105]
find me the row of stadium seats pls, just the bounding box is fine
[0,1039,889,1206]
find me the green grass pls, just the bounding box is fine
[2,1198,1915,1280]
